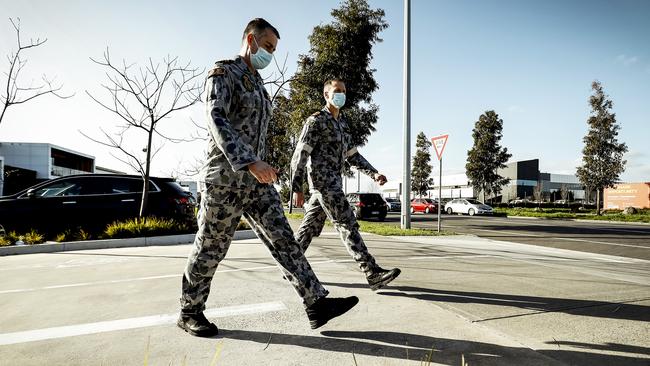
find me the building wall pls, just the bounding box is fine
[0,143,51,179]
[0,142,94,179]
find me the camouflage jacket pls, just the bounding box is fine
[291,107,378,192]
[201,56,272,187]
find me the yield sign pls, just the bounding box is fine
[431,134,448,160]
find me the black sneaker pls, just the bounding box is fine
[306,296,359,329]
[367,267,401,291]
[177,311,219,337]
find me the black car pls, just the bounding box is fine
[345,193,388,221]
[0,174,195,234]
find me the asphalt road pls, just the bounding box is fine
[1,231,648,365]
[380,212,650,260]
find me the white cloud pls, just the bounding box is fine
[615,54,639,67]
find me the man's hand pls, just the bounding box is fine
[293,191,305,207]
[248,160,279,184]
[374,173,388,186]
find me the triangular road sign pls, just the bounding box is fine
[431,134,448,160]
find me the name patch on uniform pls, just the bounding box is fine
[242,75,254,92]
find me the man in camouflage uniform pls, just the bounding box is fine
[291,79,401,291]
[178,19,358,337]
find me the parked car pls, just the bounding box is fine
[509,198,532,206]
[410,198,438,214]
[346,193,388,220]
[445,198,493,216]
[384,197,402,212]
[0,174,196,234]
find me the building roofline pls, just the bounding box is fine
[0,141,95,160]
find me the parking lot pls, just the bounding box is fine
[1,225,648,365]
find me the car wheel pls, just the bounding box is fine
[468,208,475,216]
[446,207,453,215]
[425,207,430,214]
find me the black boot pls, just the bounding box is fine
[177,311,219,337]
[367,267,401,291]
[306,296,359,329]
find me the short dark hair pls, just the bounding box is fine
[323,79,345,91]
[242,18,280,41]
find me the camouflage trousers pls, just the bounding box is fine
[295,189,379,274]
[180,183,329,312]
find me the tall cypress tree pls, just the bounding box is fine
[466,110,512,202]
[576,81,628,214]
[411,132,433,197]
[288,0,388,149]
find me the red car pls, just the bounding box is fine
[410,198,438,214]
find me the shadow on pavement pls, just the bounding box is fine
[216,328,648,365]
[322,283,650,322]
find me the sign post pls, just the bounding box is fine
[431,134,449,232]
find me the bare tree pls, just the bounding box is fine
[1,17,72,126]
[82,49,203,217]
[533,181,543,207]
[560,184,569,205]
[264,52,294,103]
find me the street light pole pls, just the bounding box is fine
[401,0,412,229]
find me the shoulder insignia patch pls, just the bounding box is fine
[242,74,254,92]
[207,67,226,78]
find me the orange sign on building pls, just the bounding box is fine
[604,183,650,209]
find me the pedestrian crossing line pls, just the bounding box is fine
[0,301,287,346]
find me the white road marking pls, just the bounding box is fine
[0,259,352,295]
[0,301,287,346]
[407,254,493,260]
[473,229,648,249]
[451,217,650,234]
[552,237,650,250]
[474,229,542,237]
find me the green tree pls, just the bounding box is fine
[411,132,433,197]
[576,81,627,214]
[466,110,512,203]
[287,0,388,150]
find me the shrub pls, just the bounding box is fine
[24,230,45,245]
[6,231,21,244]
[54,228,93,242]
[104,217,190,239]
[237,220,251,230]
[0,236,12,246]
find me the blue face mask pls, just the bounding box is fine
[251,37,273,70]
[331,92,346,109]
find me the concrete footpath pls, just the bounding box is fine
[0,225,648,365]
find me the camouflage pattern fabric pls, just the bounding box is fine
[181,183,329,311]
[291,107,378,193]
[291,107,381,274]
[181,58,330,312]
[201,56,272,188]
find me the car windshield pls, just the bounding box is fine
[423,199,436,204]
[360,194,385,204]
[466,199,483,205]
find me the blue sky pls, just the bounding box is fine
[1,0,648,189]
